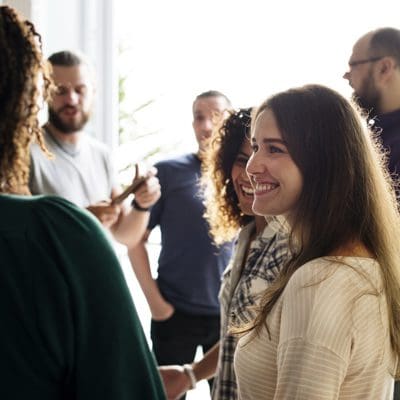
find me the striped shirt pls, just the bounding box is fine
[212,219,289,400]
[234,257,397,399]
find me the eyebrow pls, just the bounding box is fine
[251,137,287,145]
[56,83,87,88]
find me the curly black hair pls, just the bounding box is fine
[202,108,253,244]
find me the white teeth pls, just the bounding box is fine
[255,183,278,192]
[241,185,254,194]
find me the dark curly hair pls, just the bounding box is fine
[202,108,253,244]
[0,6,52,194]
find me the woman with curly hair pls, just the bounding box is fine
[159,108,289,400]
[0,6,165,399]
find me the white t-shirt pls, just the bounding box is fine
[29,129,117,208]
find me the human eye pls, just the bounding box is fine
[194,114,205,122]
[268,144,284,154]
[251,143,259,153]
[55,85,68,96]
[234,155,249,165]
[75,85,87,95]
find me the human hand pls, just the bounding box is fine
[87,201,121,228]
[133,166,161,209]
[151,298,175,321]
[159,365,191,400]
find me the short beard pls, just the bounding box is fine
[352,92,379,118]
[352,74,380,117]
[48,107,90,134]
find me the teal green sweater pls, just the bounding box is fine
[0,195,166,399]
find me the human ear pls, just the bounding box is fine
[379,57,396,80]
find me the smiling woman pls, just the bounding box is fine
[248,108,303,221]
[112,2,400,399]
[234,84,400,399]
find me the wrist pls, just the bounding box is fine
[183,364,197,389]
[132,198,150,212]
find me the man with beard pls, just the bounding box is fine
[344,27,400,399]
[30,50,160,246]
[344,28,400,187]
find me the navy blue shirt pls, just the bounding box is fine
[374,109,400,178]
[149,153,233,316]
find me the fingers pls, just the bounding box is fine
[87,202,121,227]
[132,164,157,184]
[146,166,157,177]
[134,176,161,208]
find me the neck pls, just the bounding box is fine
[329,239,374,258]
[255,216,267,235]
[45,123,81,145]
[379,80,400,114]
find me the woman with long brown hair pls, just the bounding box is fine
[235,84,400,399]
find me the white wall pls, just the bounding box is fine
[2,0,118,149]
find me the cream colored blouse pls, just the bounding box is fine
[234,257,397,399]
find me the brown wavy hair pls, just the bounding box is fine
[202,108,253,245]
[0,6,52,194]
[246,84,400,376]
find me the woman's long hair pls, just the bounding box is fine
[202,108,253,244]
[249,84,400,375]
[0,6,52,193]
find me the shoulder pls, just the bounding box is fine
[155,153,198,170]
[0,195,102,240]
[29,195,102,237]
[25,196,117,271]
[30,130,53,158]
[287,257,381,299]
[279,257,383,352]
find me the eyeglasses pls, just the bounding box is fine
[348,56,384,68]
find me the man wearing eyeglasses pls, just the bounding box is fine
[344,27,400,399]
[344,28,400,190]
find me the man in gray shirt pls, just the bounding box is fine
[30,50,159,247]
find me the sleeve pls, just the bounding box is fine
[148,161,166,230]
[274,263,353,399]
[30,197,166,399]
[275,339,347,399]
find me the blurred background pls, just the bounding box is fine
[2,1,399,398]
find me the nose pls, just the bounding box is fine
[202,119,213,136]
[246,151,263,180]
[343,70,350,81]
[64,89,79,105]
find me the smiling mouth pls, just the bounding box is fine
[241,184,254,196]
[254,182,279,194]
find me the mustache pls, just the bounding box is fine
[58,105,81,113]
